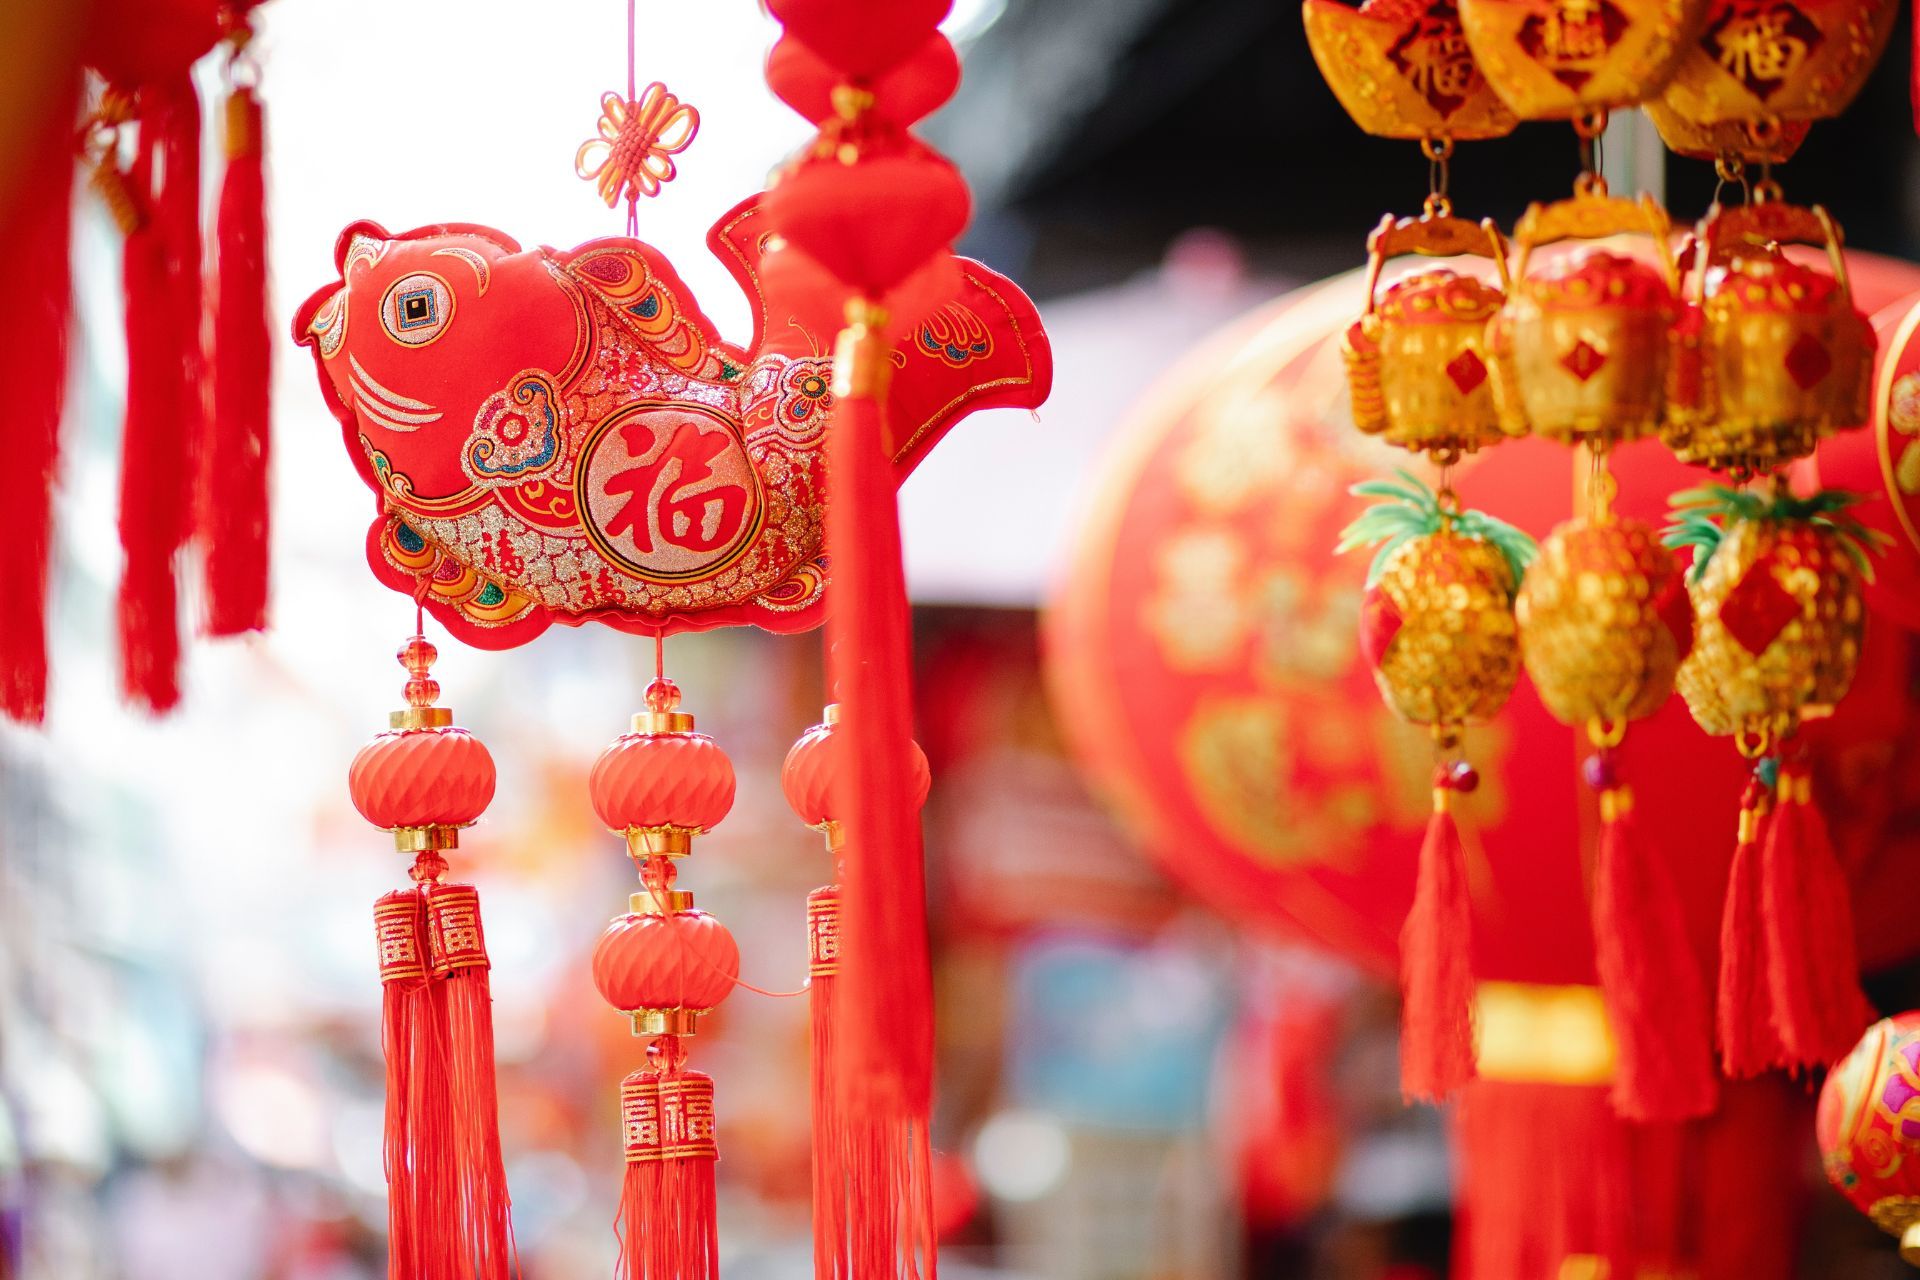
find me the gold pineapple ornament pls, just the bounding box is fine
[1339,470,1534,731]
[1665,199,1876,477]
[1664,484,1884,746]
[1516,499,1692,733]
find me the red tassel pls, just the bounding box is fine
[0,88,76,722]
[1591,782,1717,1120]
[1400,774,1475,1102]
[425,882,516,1280]
[823,313,936,1117]
[809,885,934,1280]
[1760,761,1874,1067]
[376,887,457,1280]
[118,76,205,712]
[618,1055,719,1280]
[1717,778,1784,1077]
[205,81,271,635]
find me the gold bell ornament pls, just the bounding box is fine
[1339,470,1534,1102]
[1664,482,1885,1077]
[1487,155,1682,448]
[1666,197,1876,476]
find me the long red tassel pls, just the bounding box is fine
[618,1054,719,1280]
[1400,770,1475,1102]
[824,315,937,1090]
[1591,780,1717,1120]
[375,887,444,1280]
[1760,760,1874,1067]
[118,75,204,711]
[1717,775,1783,1077]
[808,887,849,1280]
[425,882,516,1280]
[205,78,271,635]
[0,85,76,722]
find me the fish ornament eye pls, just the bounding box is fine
[380,272,455,347]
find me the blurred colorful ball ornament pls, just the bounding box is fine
[1820,1013,1920,1263]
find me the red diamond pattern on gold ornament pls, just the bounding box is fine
[1784,332,1832,390]
[1446,348,1488,394]
[1561,339,1608,381]
[1719,561,1803,655]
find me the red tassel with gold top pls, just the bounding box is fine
[348,632,515,1280]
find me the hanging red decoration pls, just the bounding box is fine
[783,707,936,1280]
[589,675,738,1280]
[291,202,1047,647]
[765,0,954,79]
[766,33,960,128]
[347,632,515,1280]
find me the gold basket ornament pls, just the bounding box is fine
[1664,197,1875,476]
[1456,0,1711,118]
[1486,175,1682,448]
[1344,209,1516,462]
[1303,0,1520,141]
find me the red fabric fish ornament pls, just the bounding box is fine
[292,195,1051,644]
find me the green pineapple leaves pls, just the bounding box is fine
[1662,484,1890,583]
[1337,468,1538,588]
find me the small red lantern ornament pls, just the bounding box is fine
[346,632,513,1280]
[1820,1013,1920,1264]
[590,673,738,1280]
[782,706,934,1280]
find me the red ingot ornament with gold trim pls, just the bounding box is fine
[291,199,1051,648]
[1657,0,1897,125]
[1665,201,1875,474]
[1819,1013,1920,1264]
[1344,213,1517,461]
[1488,193,1681,447]
[1456,0,1711,117]
[592,909,741,1015]
[1302,0,1520,141]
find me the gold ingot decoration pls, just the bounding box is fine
[1675,515,1865,740]
[1369,527,1523,727]
[1663,200,1874,475]
[1345,210,1516,460]
[1515,513,1689,728]
[1487,186,1681,446]
[1455,0,1711,118]
[1303,0,1520,140]
[1658,0,1896,125]
[1644,104,1808,162]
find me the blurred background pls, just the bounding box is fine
[4,0,1920,1278]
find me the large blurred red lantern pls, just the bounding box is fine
[1045,255,1920,1280]
[1819,1012,1920,1263]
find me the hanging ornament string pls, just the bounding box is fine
[574,0,699,235]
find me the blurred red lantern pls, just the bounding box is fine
[766,33,960,127]
[592,909,740,1014]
